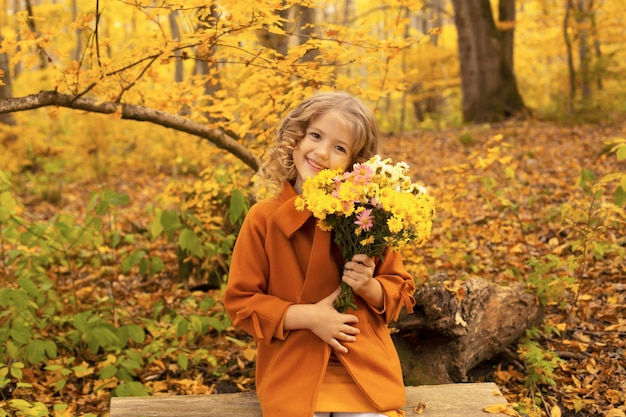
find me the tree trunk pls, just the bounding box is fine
[451,0,525,123]
[194,5,220,93]
[498,0,515,72]
[407,1,445,125]
[0,31,17,140]
[192,6,222,121]
[575,0,592,101]
[24,0,48,69]
[71,0,82,62]
[564,0,576,114]
[257,5,291,57]
[393,274,543,385]
[588,0,603,90]
[293,5,319,63]
[168,11,184,84]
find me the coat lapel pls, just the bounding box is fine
[274,185,311,238]
[272,183,340,303]
[299,226,341,303]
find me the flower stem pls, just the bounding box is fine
[334,280,357,313]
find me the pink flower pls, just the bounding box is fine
[350,164,373,185]
[355,208,374,231]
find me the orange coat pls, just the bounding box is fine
[224,183,415,417]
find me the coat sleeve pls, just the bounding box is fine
[371,249,416,323]
[223,204,294,344]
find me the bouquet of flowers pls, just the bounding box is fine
[295,155,435,312]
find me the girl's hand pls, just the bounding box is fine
[308,287,360,353]
[342,254,375,292]
[342,254,383,309]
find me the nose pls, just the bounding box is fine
[315,144,330,159]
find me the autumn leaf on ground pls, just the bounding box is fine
[550,404,562,417]
[412,401,426,414]
[484,403,521,417]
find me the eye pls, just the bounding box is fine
[309,131,321,140]
[335,145,347,153]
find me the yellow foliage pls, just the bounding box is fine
[1,0,625,181]
[2,0,456,145]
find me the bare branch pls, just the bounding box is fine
[0,91,261,171]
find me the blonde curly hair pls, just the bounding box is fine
[254,91,380,200]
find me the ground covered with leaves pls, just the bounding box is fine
[1,120,625,417]
[381,121,626,417]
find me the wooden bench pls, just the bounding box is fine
[109,382,511,417]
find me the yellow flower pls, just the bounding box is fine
[294,196,306,211]
[387,215,403,234]
[317,221,333,232]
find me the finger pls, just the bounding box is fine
[336,330,357,341]
[351,254,365,262]
[321,286,342,303]
[343,272,364,286]
[347,259,373,274]
[351,254,372,265]
[340,313,359,324]
[345,260,359,271]
[342,276,361,292]
[341,325,360,336]
[344,265,363,278]
[333,341,349,354]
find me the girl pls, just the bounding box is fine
[224,91,415,417]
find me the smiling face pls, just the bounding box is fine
[292,111,355,194]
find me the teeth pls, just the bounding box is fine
[309,159,324,169]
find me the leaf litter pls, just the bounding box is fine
[3,120,625,417]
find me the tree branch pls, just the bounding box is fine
[0,91,261,171]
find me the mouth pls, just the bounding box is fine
[306,158,326,171]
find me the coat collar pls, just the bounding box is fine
[274,182,313,237]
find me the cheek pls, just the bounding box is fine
[345,153,356,167]
[332,157,353,171]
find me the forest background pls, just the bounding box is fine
[0,0,625,416]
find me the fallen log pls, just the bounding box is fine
[109,382,510,417]
[393,274,544,384]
